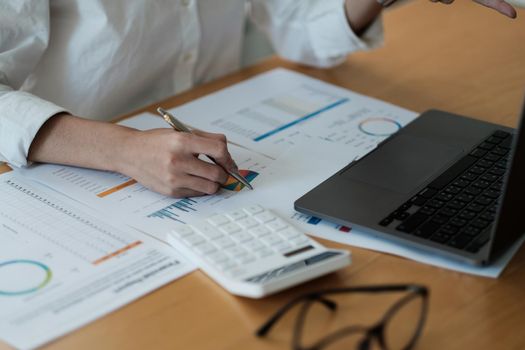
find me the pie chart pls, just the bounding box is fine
[222,170,259,192]
[0,260,52,296]
[358,117,402,137]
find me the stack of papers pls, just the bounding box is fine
[5,68,523,349]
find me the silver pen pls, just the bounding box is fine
[156,107,254,190]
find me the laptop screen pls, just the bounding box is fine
[491,99,525,259]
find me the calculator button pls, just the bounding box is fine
[262,234,283,246]
[290,236,310,246]
[214,236,236,249]
[250,226,271,237]
[230,231,253,243]
[237,254,256,264]
[244,240,265,252]
[254,211,276,223]
[225,246,249,258]
[243,204,265,215]
[274,242,292,253]
[279,227,301,240]
[181,234,205,246]
[172,226,195,237]
[207,214,230,226]
[267,219,288,232]
[256,247,275,258]
[206,251,229,264]
[197,225,223,240]
[216,260,236,271]
[227,267,247,278]
[220,222,242,234]
[194,242,217,255]
[226,210,247,221]
[236,217,259,229]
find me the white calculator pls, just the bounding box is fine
[166,204,351,298]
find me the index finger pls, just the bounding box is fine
[193,129,228,142]
[187,134,238,172]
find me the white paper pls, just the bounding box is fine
[19,143,276,240]
[171,68,417,159]
[0,172,195,350]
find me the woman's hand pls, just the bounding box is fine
[29,113,237,198]
[430,0,517,18]
[118,128,238,198]
[377,0,517,18]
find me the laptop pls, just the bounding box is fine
[295,101,525,266]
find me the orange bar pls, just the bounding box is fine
[97,179,137,198]
[93,241,142,265]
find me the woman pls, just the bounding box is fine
[0,0,515,197]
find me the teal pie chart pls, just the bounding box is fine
[358,117,402,137]
[0,260,52,296]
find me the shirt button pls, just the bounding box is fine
[183,52,195,63]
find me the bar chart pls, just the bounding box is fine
[147,198,198,224]
[1,178,142,265]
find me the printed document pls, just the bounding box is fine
[0,172,194,350]
[19,141,275,240]
[170,68,417,159]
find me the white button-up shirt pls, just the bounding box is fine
[0,0,382,167]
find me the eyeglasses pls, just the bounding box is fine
[256,284,429,350]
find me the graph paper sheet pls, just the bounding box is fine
[0,172,195,350]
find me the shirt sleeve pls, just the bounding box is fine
[249,0,383,68]
[0,1,67,168]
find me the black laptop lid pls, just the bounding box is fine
[490,101,525,259]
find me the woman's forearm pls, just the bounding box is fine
[27,113,238,197]
[28,113,134,172]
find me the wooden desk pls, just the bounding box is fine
[2,1,524,349]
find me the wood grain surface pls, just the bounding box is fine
[1,1,524,349]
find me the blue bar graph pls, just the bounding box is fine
[147,198,198,224]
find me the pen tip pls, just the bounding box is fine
[157,107,167,115]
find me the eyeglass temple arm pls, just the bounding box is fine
[256,296,337,337]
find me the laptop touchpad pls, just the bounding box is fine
[342,134,463,194]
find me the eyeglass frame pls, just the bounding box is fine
[256,284,429,350]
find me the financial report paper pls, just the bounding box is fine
[0,172,194,350]
[19,142,274,240]
[171,68,417,159]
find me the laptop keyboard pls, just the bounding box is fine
[379,130,513,253]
